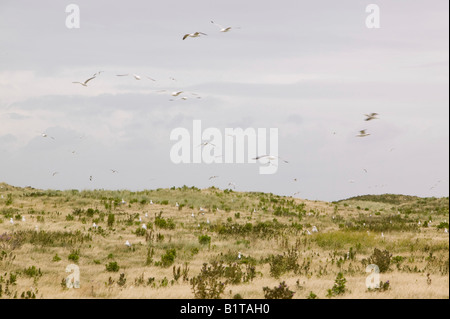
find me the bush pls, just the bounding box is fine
[307,291,318,299]
[161,249,177,267]
[107,214,115,227]
[368,248,391,273]
[106,261,120,272]
[190,262,226,299]
[68,249,80,262]
[263,281,295,299]
[198,235,211,246]
[327,272,347,297]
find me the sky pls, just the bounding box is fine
[0,0,448,202]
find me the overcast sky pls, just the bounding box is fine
[0,0,448,201]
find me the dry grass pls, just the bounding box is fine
[0,182,448,299]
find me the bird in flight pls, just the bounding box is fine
[52,172,59,177]
[89,176,93,182]
[110,169,119,174]
[73,76,96,87]
[210,21,234,33]
[198,141,216,148]
[356,130,370,137]
[41,133,55,140]
[253,155,289,164]
[116,74,143,80]
[183,32,207,40]
[172,91,184,97]
[364,113,379,121]
[209,176,219,180]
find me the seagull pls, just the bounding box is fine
[445,228,448,234]
[293,192,301,196]
[364,113,379,121]
[144,212,148,218]
[200,207,205,212]
[238,252,242,259]
[73,76,96,87]
[312,226,318,233]
[41,133,55,140]
[125,240,132,248]
[9,218,14,225]
[22,216,26,222]
[172,91,184,97]
[356,130,370,137]
[306,230,312,235]
[89,176,93,182]
[116,74,143,80]
[150,200,154,205]
[198,141,216,147]
[363,169,368,173]
[253,155,289,164]
[207,219,210,224]
[209,176,219,180]
[182,32,207,40]
[381,232,384,238]
[175,202,179,207]
[191,213,195,218]
[138,217,142,222]
[92,223,98,229]
[349,180,356,184]
[142,224,147,230]
[210,21,233,32]
[52,172,59,177]
[35,225,39,232]
[110,169,119,174]
[121,199,126,205]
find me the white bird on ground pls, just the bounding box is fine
[138,217,142,222]
[92,223,98,229]
[312,226,318,233]
[22,216,26,222]
[356,130,370,137]
[306,230,312,235]
[142,224,147,230]
[182,32,207,40]
[200,207,205,212]
[121,199,126,205]
[125,240,132,247]
[445,228,448,234]
[150,200,154,205]
[9,218,14,225]
[238,252,242,259]
[35,225,39,232]
[381,232,384,238]
[175,202,179,207]
[191,213,195,218]
[73,76,96,87]
[210,21,234,32]
[144,212,148,218]
[207,219,210,224]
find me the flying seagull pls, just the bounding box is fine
[172,91,184,97]
[41,133,55,140]
[183,32,207,40]
[253,155,289,163]
[356,130,370,137]
[364,113,379,121]
[210,21,233,32]
[73,76,96,87]
[209,176,219,180]
[110,169,119,174]
[52,172,59,177]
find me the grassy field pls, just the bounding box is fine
[0,182,448,299]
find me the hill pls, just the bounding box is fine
[0,183,448,299]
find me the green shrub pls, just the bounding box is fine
[161,249,177,267]
[198,235,211,246]
[327,272,347,297]
[106,261,120,272]
[368,248,391,273]
[68,250,80,262]
[263,281,295,299]
[190,262,226,299]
